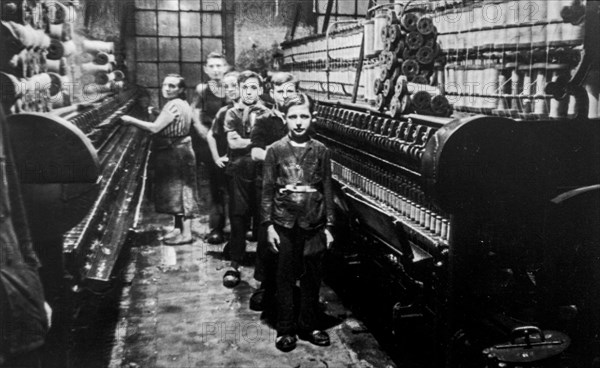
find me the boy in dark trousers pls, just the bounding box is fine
[191,52,229,244]
[261,93,334,352]
[222,71,269,287]
[249,72,298,312]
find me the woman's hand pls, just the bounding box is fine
[214,155,229,168]
[120,115,134,124]
[267,225,280,253]
[324,228,334,249]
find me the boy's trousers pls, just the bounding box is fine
[274,224,325,335]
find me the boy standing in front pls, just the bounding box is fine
[261,93,334,352]
[249,72,298,312]
[222,71,269,287]
[191,52,229,245]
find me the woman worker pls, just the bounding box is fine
[120,74,200,245]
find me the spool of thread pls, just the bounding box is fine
[81,62,113,75]
[363,62,372,102]
[455,64,465,108]
[364,20,375,56]
[78,53,95,63]
[430,95,451,116]
[24,73,52,95]
[48,22,73,41]
[82,39,115,54]
[48,72,67,97]
[50,91,71,109]
[94,52,116,65]
[532,63,549,117]
[62,40,76,57]
[0,72,23,104]
[10,23,35,49]
[494,68,510,115]
[373,10,387,53]
[472,62,485,109]
[567,95,577,118]
[30,28,50,50]
[519,65,534,114]
[46,1,75,24]
[483,64,499,110]
[95,72,113,85]
[47,38,64,59]
[584,68,599,119]
[445,64,457,104]
[400,12,418,32]
[44,57,67,74]
[547,67,569,119]
[506,63,519,117]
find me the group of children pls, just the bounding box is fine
[188,52,335,352]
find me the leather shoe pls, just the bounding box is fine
[298,330,330,346]
[275,334,297,352]
[249,288,265,311]
[206,232,224,244]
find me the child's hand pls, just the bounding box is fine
[267,225,280,253]
[215,155,229,168]
[324,228,334,249]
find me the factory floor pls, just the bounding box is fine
[107,179,396,368]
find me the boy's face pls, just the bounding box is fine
[286,104,312,139]
[271,82,297,109]
[222,75,239,101]
[240,77,262,105]
[204,58,226,81]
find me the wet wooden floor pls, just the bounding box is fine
[108,183,396,368]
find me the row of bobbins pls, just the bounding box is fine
[315,105,434,166]
[330,155,450,243]
[79,40,126,93]
[444,57,599,119]
[433,0,585,51]
[1,0,79,112]
[295,60,363,98]
[363,6,451,118]
[282,24,362,63]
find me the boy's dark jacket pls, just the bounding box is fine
[261,135,335,231]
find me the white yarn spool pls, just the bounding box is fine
[364,20,375,56]
[44,57,65,73]
[373,10,387,53]
[533,66,548,116]
[82,40,115,54]
[584,69,599,119]
[483,65,499,109]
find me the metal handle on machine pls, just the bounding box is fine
[510,326,545,347]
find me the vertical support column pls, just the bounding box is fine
[222,0,235,66]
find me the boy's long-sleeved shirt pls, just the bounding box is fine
[261,135,335,230]
[250,108,287,181]
[223,101,269,178]
[211,102,234,157]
